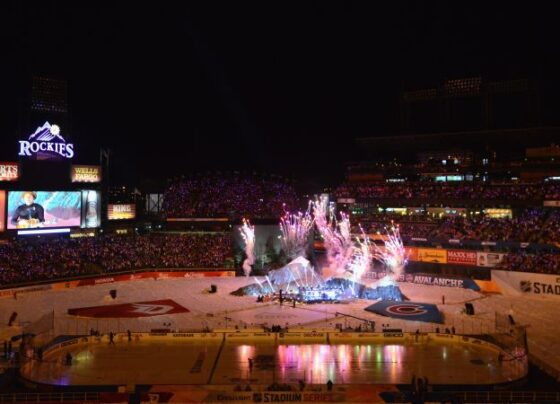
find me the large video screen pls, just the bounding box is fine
[7,191,81,229]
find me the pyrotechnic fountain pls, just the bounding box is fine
[347,227,372,285]
[232,198,406,302]
[279,204,314,261]
[239,218,255,277]
[312,196,353,276]
[371,223,408,282]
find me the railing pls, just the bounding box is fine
[455,391,560,403]
[384,390,560,403]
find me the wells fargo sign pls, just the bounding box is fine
[71,165,101,183]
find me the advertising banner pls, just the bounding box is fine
[0,162,19,181]
[0,191,5,231]
[476,252,505,267]
[107,204,136,220]
[492,270,560,300]
[417,248,447,264]
[71,165,101,183]
[447,250,477,266]
[81,190,101,228]
[7,191,81,229]
[371,245,417,260]
[405,246,418,262]
[473,279,501,293]
[364,271,480,290]
[0,284,52,298]
[484,208,512,219]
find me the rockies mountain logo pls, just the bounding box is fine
[519,280,532,293]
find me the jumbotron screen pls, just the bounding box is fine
[7,191,81,229]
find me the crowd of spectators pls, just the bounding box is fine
[497,252,560,274]
[356,209,560,244]
[163,173,299,218]
[336,182,560,201]
[0,233,232,286]
[429,209,560,243]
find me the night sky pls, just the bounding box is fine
[1,2,558,188]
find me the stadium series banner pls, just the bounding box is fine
[492,270,560,300]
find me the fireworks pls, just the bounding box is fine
[372,223,408,280]
[239,218,255,277]
[279,203,314,260]
[348,227,372,283]
[235,200,408,303]
[312,196,354,275]
[312,198,407,289]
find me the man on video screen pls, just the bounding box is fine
[11,192,45,228]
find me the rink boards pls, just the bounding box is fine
[21,331,527,387]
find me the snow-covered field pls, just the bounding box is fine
[1,276,558,378]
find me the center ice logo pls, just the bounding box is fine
[130,303,175,315]
[386,303,428,316]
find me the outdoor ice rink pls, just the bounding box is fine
[2,276,557,384]
[21,337,524,386]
